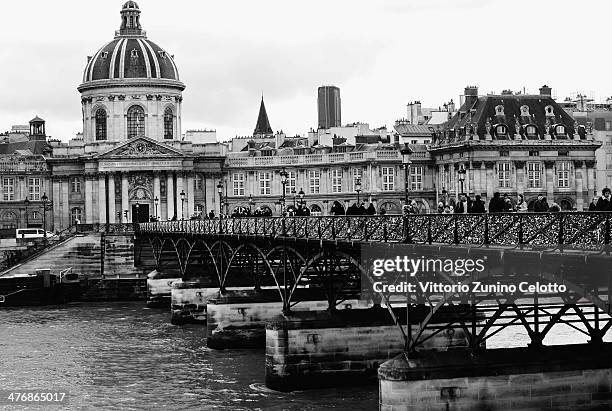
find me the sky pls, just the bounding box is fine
[0,0,610,142]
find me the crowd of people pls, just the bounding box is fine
[433,188,612,214]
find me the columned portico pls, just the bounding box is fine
[98,174,107,223]
[108,173,116,223]
[167,173,175,220]
[85,175,94,223]
[121,173,129,222]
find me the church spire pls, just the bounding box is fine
[254,96,273,136]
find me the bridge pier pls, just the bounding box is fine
[378,344,612,410]
[264,306,473,391]
[206,289,369,349]
[146,270,181,308]
[170,280,221,325]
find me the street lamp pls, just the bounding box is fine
[298,188,305,206]
[24,197,30,227]
[135,201,140,223]
[180,189,186,220]
[41,192,48,240]
[442,188,448,206]
[458,164,467,195]
[279,168,288,215]
[217,181,223,218]
[154,196,159,221]
[248,194,254,214]
[355,177,362,205]
[400,143,413,204]
[291,188,297,207]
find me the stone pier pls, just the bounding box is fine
[265,306,471,392]
[378,343,612,410]
[170,280,220,325]
[206,289,368,349]
[146,270,181,308]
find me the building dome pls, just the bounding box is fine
[80,2,181,87]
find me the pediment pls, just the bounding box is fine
[96,137,184,159]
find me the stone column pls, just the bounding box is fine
[167,172,175,220]
[61,178,69,227]
[108,173,116,223]
[515,161,526,195]
[176,172,185,219]
[484,162,495,199]
[187,172,195,219]
[52,177,61,231]
[121,172,129,223]
[471,162,480,196]
[544,161,555,200]
[574,160,584,211]
[153,172,161,220]
[586,160,596,197]
[98,174,107,224]
[85,174,94,223]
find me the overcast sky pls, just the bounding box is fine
[0,0,609,141]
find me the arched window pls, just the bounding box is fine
[310,204,322,216]
[164,107,174,139]
[127,106,145,139]
[71,208,82,225]
[1,211,17,229]
[95,108,107,140]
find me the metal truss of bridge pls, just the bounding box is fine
[136,212,612,352]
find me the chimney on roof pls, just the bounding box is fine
[539,85,552,97]
[463,86,478,108]
[407,101,424,125]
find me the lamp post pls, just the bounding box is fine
[458,164,466,195]
[217,182,224,230]
[280,168,288,215]
[180,189,186,220]
[24,197,30,227]
[298,188,305,206]
[291,188,296,207]
[442,188,448,206]
[248,194,254,214]
[355,177,362,205]
[41,193,48,240]
[135,201,140,223]
[154,196,159,221]
[400,143,413,205]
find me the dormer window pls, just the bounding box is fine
[520,105,530,116]
[525,124,538,139]
[130,49,139,58]
[555,124,567,137]
[545,105,554,116]
[158,51,167,59]
[101,51,109,59]
[495,124,507,137]
[495,105,504,116]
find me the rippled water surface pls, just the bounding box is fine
[0,303,378,410]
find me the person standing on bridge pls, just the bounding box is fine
[589,195,599,211]
[515,194,528,212]
[454,194,471,214]
[488,192,506,213]
[533,194,549,212]
[597,188,612,211]
[471,195,485,213]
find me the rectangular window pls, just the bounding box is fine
[285,171,296,196]
[352,168,363,192]
[71,177,81,193]
[529,151,540,157]
[2,177,14,201]
[28,177,41,200]
[309,170,320,194]
[527,162,542,188]
[382,167,395,191]
[259,172,271,195]
[410,166,423,191]
[557,161,571,188]
[331,169,342,193]
[497,162,511,188]
[233,173,245,196]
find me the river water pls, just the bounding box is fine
[0,302,377,410]
[0,302,607,410]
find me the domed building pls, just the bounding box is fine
[78,1,184,144]
[45,2,225,228]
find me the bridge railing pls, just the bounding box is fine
[137,212,612,248]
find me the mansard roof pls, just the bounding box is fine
[441,94,577,143]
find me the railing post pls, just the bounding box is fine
[605,214,611,255]
[332,218,336,239]
[317,217,322,239]
[453,216,459,245]
[427,216,432,244]
[484,215,490,246]
[558,213,564,251]
[403,215,412,244]
[383,216,388,242]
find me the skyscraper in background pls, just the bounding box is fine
[318,86,341,129]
